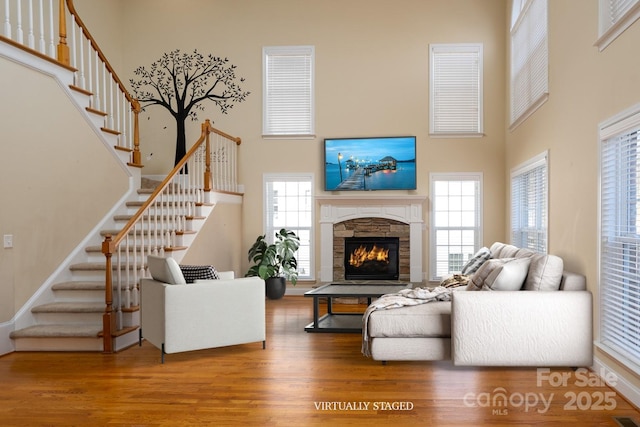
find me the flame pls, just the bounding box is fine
[349,244,390,267]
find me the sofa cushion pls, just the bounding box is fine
[180,265,220,283]
[461,247,491,275]
[489,242,534,259]
[483,257,531,291]
[467,258,527,291]
[524,253,564,291]
[368,301,452,338]
[147,255,186,285]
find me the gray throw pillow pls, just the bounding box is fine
[461,247,491,275]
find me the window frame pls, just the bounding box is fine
[597,102,640,375]
[429,172,483,282]
[263,173,315,281]
[262,45,315,139]
[509,0,548,131]
[510,151,549,253]
[429,43,484,138]
[595,0,640,51]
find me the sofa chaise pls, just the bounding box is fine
[365,242,593,367]
[140,255,266,363]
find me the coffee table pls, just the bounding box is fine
[304,283,410,333]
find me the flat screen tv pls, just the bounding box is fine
[324,136,417,191]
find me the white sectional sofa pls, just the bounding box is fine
[365,242,593,367]
[140,255,266,363]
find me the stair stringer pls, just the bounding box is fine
[0,38,134,174]
[5,184,241,353]
[0,170,141,355]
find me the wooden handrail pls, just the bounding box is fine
[101,120,240,352]
[63,0,135,106]
[58,0,142,166]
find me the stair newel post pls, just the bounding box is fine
[131,99,142,166]
[204,120,212,193]
[101,234,116,354]
[56,0,69,65]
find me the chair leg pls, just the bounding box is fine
[161,344,165,364]
[138,329,142,346]
[262,340,266,350]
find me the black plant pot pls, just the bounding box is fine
[265,277,286,300]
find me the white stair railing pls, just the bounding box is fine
[101,120,242,353]
[1,0,142,166]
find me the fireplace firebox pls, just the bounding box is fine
[344,237,400,280]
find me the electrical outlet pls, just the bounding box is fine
[3,234,13,249]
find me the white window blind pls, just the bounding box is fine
[598,103,640,371]
[429,44,483,137]
[430,173,483,281]
[264,174,314,280]
[511,151,548,253]
[263,46,315,137]
[596,0,640,51]
[510,0,548,129]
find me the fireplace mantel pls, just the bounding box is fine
[317,195,426,283]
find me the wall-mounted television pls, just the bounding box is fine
[324,136,417,191]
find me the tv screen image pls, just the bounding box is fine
[324,136,417,191]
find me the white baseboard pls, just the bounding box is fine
[593,356,640,409]
[0,321,16,356]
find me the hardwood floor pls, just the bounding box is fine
[1,296,639,426]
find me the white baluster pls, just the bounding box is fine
[27,0,34,48]
[108,75,114,129]
[70,21,77,83]
[3,0,11,38]
[87,43,93,106]
[15,0,22,43]
[77,29,85,89]
[93,51,101,110]
[47,0,54,57]
[37,0,44,53]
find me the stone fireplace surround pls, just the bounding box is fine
[317,195,426,284]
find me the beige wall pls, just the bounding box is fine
[0,56,129,322]
[181,200,244,275]
[107,0,507,281]
[10,0,640,398]
[505,1,640,387]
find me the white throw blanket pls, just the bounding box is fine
[361,286,456,357]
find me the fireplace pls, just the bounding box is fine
[344,237,400,280]
[317,195,426,284]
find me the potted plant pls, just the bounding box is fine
[246,228,301,299]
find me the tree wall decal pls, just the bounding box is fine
[130,49,250,166]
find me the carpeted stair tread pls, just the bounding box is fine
[32,302,105,313]
[10,324,102,338]
[52,281,107,291]
[113,214,206,221]
[85,245,149,253]
[69,262,149,271]
[100,229,196,236]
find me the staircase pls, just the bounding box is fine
[9,179,213,352]
[2,0,243,353]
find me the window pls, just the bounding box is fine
[429,44,483,137]
[510,0,548,130]
[430,173,483,281]
[264,174,314,280]
[511,151,548,253]
[262,46,315,138]
[598,103,640,373]
[596,0,640,51]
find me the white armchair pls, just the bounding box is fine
[140,256,266,363]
